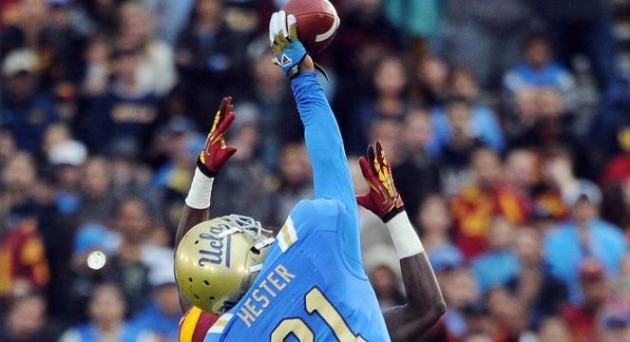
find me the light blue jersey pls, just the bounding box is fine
[204,72,389,341]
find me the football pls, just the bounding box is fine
[283,0,341,55]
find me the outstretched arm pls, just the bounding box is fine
[175,96,237,311]
[269,11,360,266]
[357,141,445,341]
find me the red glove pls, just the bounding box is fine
[197,96,238,177]
[356,141,404,222]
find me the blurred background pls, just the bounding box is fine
[0,0,629,341]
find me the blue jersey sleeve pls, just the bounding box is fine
[290,72,362,270]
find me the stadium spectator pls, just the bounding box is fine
[428,251,478,341]
[511,228,568,327]
[209,110,273,224]
[429,67,505,154]
[393,108,441,220]
[503,32,577,111]
[384,0,442,73]
[59,282,157,342]
[175,0,249,127]
[105,196,172,314]
[471,216,519,293]
[0,0,49,58]
[1,49,60,153]
[74,156,116,226]
[486,286,537,341]
[363,245,405,312]
[544,180,628,303]
[332,0,403,124]
[433,97,488,194]
[0,208,50,301]
[504,148,538,190]
[560,259,611,342]
[348,54,408,154]
[116,1,176,96]
[140,0,195,45]
[443,0,535,87]
[0,292,59,341]
[80,45,161,155]
[532,0,617,92]
[40,0,86,92]
[48,140,87,216]
[242,49,296,171]
[592,77,630,159]
[509,89,599,180]
[536,317,574,342]
[268,143,313,228]
[415,54,450,107]
[417,194,455,256]
[132,256,181,341]
[451,148,531,259]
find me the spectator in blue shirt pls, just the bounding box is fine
[544,180,629,304]
[504,32,577,111]
[1,49,60,154]
[472,216,520,293]
[428,97,503,157]
[133,257,180,341]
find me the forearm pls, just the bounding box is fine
[383,212,445,341]
[290,71,344,167]
[176,168,215,244]
[290,71,354,199]
[176,168,214,311]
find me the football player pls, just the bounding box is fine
[174,11,445,342]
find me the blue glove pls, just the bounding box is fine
[269,11,307,78]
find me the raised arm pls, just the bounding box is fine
[269,11,355,208]
[175,96,237,311]
[269,11,361,266]
[357,141,445,341]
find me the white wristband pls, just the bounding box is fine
[185,168,214,209]
[386,211,424,259]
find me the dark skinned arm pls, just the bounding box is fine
[175,96,237,312]
[357,142,445,341]
[384,252,445,342]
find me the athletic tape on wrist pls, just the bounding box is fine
[185,168,214,209]
[385,211,424,259]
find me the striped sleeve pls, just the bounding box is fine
[179,307,218,342]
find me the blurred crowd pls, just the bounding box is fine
[0,0,629,341]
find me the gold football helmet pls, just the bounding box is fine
[174,215,274,313]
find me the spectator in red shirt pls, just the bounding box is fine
[561,258,610,342]
[0,213,50,300]
[451,147,532,260]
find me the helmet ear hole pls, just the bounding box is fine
[203,280,210,286]
[250,246,261,255]
[188,277,193,283]
[194,294,199,300]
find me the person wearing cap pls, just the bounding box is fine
[544,178,628,305]
[132,256,181,341]
[1,48,60,153]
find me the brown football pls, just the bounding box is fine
[283,0,340,55]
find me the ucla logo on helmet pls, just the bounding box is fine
[197,224,231,268]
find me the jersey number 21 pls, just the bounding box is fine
[271,287,366,342]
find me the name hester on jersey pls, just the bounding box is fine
[237,264,296,327]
